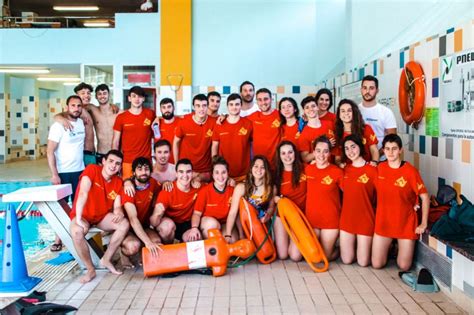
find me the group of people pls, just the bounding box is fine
[46,76,429,283]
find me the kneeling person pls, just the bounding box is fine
[69,150,129,283]
[121,157,162,265]
[151,159,199,243]
[189,156,237,241]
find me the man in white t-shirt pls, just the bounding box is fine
[359,75,397,153]
[47,95,86,251]
[239,81,259,117]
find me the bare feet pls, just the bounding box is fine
[120,255,135,269]
[100,258,123,275]
[79,269,96,283]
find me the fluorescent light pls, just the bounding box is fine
[53,6,99,11]
[37,77,81,82]
[83,22,110,27]
[0,68,50,74]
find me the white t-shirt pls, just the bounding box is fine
[240,103,259,117]
[359,102,397,149]
[48,119,85,173]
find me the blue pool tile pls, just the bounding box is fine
[432,78,439,98]
[223,86,231,94]
[358,68,365,80]
[446,246,452,259]
[446,27,455,34]
[29,96,34,102]
[419,135,426,154]
[292,86,300,94]
[373,62,377,77]
[399,51,405,68]
[23,123,28,129]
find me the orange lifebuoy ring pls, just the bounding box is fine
[398,61,426,125]
[277,198,329,272]
[239,198,277,264]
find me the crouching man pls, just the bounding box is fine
[69,150,129,283]
[150,159,199,243]
[120,157,162,266]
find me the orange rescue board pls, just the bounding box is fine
[277,197,329,272]
[239,198,277,264]
[142,229,255,277]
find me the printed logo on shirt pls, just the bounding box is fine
[94,182,103,189]
[124,123,135,127]
[394,176,408,188]
[238,127,248,136]
[271,119,281,128]
[143,118,151,126]
[362,138,367,145]
[321,175,333,185]
[108,190,118,200]
[208,203,217,207]
[357,173,370,184]
[295,132,301,139]
[300,174,307,182]
[417,183,425,191]
[148,191,154,200]
[219,132,230,136]
[370,134,377,142]
[193,193,198,200]
[206,129,213,137]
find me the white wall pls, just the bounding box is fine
[192,0,318,86]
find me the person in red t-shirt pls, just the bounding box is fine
[339,135,377,267]
[69,150,129,283]
[174,94,216,184]
[334,99,379,167]
[273,141,306,261]
[247,88,281,169]
[150,159,199,243]
[120,157,162,266]
[112,86,154,179]
[298,96,336,163]
[305,136,343,261]
[372,134,429,271]
[189,156,236,241]
[316,88,336,124]
[207,91,221,117]
[212,93,253,182]
[279,97,304,149]
[154,98,182,164]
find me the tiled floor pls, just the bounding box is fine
[0,158,49,181]
[46,260,466,315]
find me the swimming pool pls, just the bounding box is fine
[0,181,55,258]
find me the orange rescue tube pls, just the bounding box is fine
[398,61,426,125]
[142,229,255,277]
[277,197,329,272]
[239,198,277,264]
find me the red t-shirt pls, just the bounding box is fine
[121,178,161,225]
[334,124,378,162]
[319,112,336,124]
[156,182,199,223]
[194,183,234,222]
[70,165,123,224]
[247,110,281,167]
[175,114,216,173]
[157,117,182,164]
[375,162,427,240]
[212,118,253,179]
[305,164,343,229]
[298,120,335,153]
[281,123,301,149]
[280,170,307,211]
[113,108,155,163]
[340,164,377,236]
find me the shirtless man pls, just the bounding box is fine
[73,83,96,165]
[90,84,119,163]
[152,139,177,184]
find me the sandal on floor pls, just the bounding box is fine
[50,243,63,252]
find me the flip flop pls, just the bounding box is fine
[50,243,63,252]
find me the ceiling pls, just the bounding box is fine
[7,0,157,17]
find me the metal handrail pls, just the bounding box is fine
[1,15,115,28]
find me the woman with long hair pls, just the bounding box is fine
[334,99,379,167]
[315,88,336,124]
[305,135,343,260]
[224,156,275,242]
[372,134,429,271]
[189,156,237,241]
[279,97,305,147]
[273,141,305,261]
[339,135,377,267]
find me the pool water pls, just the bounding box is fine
[0,181,55,258]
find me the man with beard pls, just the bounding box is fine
[154,98,181,164]
[173,94,216,183]
[239,81,259,117]
[120,157,162,267]
[358,75,397,157]
[47,95,86,195]
[207,91,221,117]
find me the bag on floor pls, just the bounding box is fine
[399,268,439,293]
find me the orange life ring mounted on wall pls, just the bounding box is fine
[398,61,426,126]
